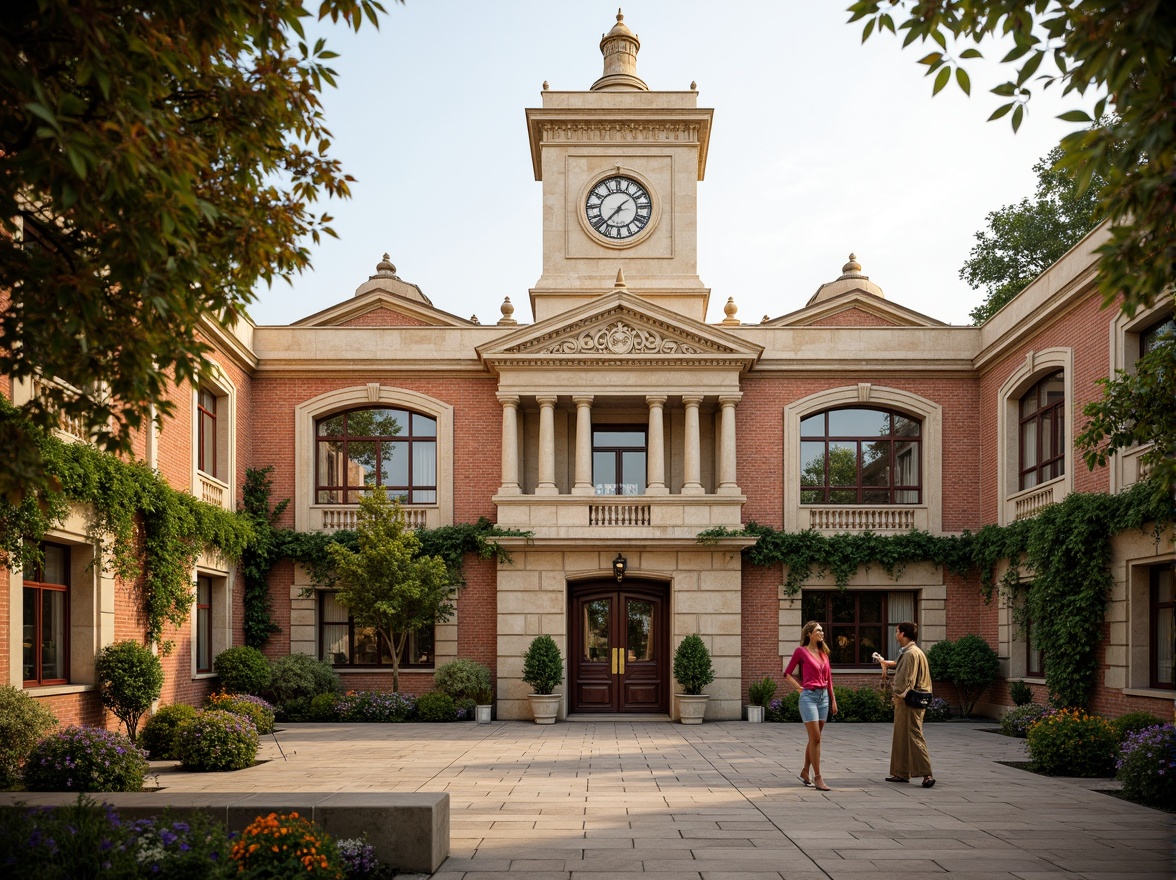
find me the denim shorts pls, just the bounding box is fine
[798,688,830,723]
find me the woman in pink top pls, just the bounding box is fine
[783,620,838,791]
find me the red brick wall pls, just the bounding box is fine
[337,308,435,328]
[809,308,899,328]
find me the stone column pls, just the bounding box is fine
[718,393,741,495]
[536,395,559,496]
[573,394,594,495]
[497,394,521,495]
[682,394,704,495]
[645,395,667,495]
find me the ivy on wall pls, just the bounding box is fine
[0,400,252,650]
[701,482,1174,709]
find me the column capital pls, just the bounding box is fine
[535,395,558,407]
[572,394,595,407]
[681,394,704,406]
[645,395,668,407]
[496,393,521,407]
[718,393,743,406]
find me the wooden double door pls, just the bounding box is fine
[569,580,669,714]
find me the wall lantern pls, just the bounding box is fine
[612,553,627,582]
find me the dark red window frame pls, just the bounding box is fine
[315,407,437,505]
[197,388,217,476]
[799,407,922,505]
[801,590,916,667]
[195,575,213,674]
[1018,371,1065,490]
[23,542,70,686]
[1150,564,1174,690]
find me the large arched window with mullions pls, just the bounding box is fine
[800,407,921,504]
[1018,371,1065,490]
[315,408,437,504]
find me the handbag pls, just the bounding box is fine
[903,689,933,709]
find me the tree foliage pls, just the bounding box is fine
[94,640,164,741]
[326,490,453,692]
[0,0,390,502]
[848,0,1176,495]
[962,147,1104,324]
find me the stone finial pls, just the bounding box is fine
[690,80,697,91]
[370,253,399,280]
[592,9,648,91]
[542,80,549,90]
[497,296,517,326]
[469,314,480,325]
[761,314,771,324]
[841,253,863,277]
[722,296,740,325]
[614,268,627,289]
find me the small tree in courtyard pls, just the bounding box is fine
[94,640,164,741]
[326,490,452,692]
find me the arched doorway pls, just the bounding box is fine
[569,579,670,714]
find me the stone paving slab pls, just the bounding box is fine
[145,720,1173,878]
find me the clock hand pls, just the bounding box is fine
[605,199,631,223]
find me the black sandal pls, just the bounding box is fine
[922,777,936,788]
[885,776,909,783]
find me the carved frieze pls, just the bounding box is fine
[540,320,702,355]
[540,122,701,144]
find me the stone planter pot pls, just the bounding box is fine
[746,704,765,723]
[475,704,492,724]
[676,693,709,724]
[527,693,561,724]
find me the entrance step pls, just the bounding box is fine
[566,713,672,722]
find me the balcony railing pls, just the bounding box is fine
[31,376,87,441]
[1013,485,1057,521]
[314,505,435,532]
[589,501,652,527]
[197,473,230,510]
[807,506,918,532]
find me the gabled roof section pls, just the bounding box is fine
[477,289,762,373]
[290,255,475,328]
[764,291,947,328]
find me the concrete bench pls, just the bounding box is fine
[0,790,449,875]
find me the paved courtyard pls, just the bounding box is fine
[152,719,1173,880]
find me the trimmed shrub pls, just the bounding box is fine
[336,690,416,722]
[139,703,199,759]
[1000,703,1053,738]
[176,709,259,772]
[213,646,271,696]
[925,639,954,684]
[206,691,276,734]
[94,640,164,741]
[0,685,58,789]
[1026,707,1117,776]
[765,691,801,723]
[231,811,345,877]
[308,692,340,721]
[1116,723,1176,808]
[415,690,457,722]
[23,726,149,792]
[672,634,714,695]
[522,635,564,695]
[266,652,341,708]
[748,676,777,707]
[836,685,893,723]
[946,634,1000,716]
[1110,710,1164,743]
[1009,679,1033,707]
[924,696,953,722]
[434,658,492,702]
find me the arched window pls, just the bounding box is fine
[315,408,437,504]
[799,407,921,504]
[1018,371,1065,490]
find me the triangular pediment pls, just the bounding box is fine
[765,291,946,328]
[477,291,762,371]
[291,289,474,329]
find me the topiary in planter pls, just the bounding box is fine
[213,646,271,696]
[23,726,149,792]
[176,709,259,772]
[672,634,714,695]
[0,685,58,789]
[206,691,276,734]
[748,676,777,707]
[94,640,164,742]
[522,635,564,695]
[415,690,457,722]
[139,703,199,759]
[434,658,492,702]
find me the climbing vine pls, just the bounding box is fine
[240,466,287,648]
[701,482,1174,709]
[0,399,252,650]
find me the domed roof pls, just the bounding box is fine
[806,253,885,305]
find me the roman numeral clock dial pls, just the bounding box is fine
[585,176,652,242]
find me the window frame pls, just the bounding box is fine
[592,425,647,496]
[799,406,922,505]
[314,406,438,506]
[1150,564,1174,690]
[195,575,213,674]
[22,542,71,687]
[317,591,435,670]
[196,388,218,477]
[1017,370,1066,491]
[800,589,917,667]
[1024,615,1045,679]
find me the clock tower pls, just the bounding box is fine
[525,11,713,322]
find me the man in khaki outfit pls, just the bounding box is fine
[878,621,935,787]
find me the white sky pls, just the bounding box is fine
[247,1,1092,328]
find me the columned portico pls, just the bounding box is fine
[681,395,704,495]
[498,393,521,495]
[718,393,740,494]
[535,395,559,495]
[572,394,594,495]
[645,395,667,495]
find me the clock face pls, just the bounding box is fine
[585,176,653,241]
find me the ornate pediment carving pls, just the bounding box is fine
[505,309,735,358]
